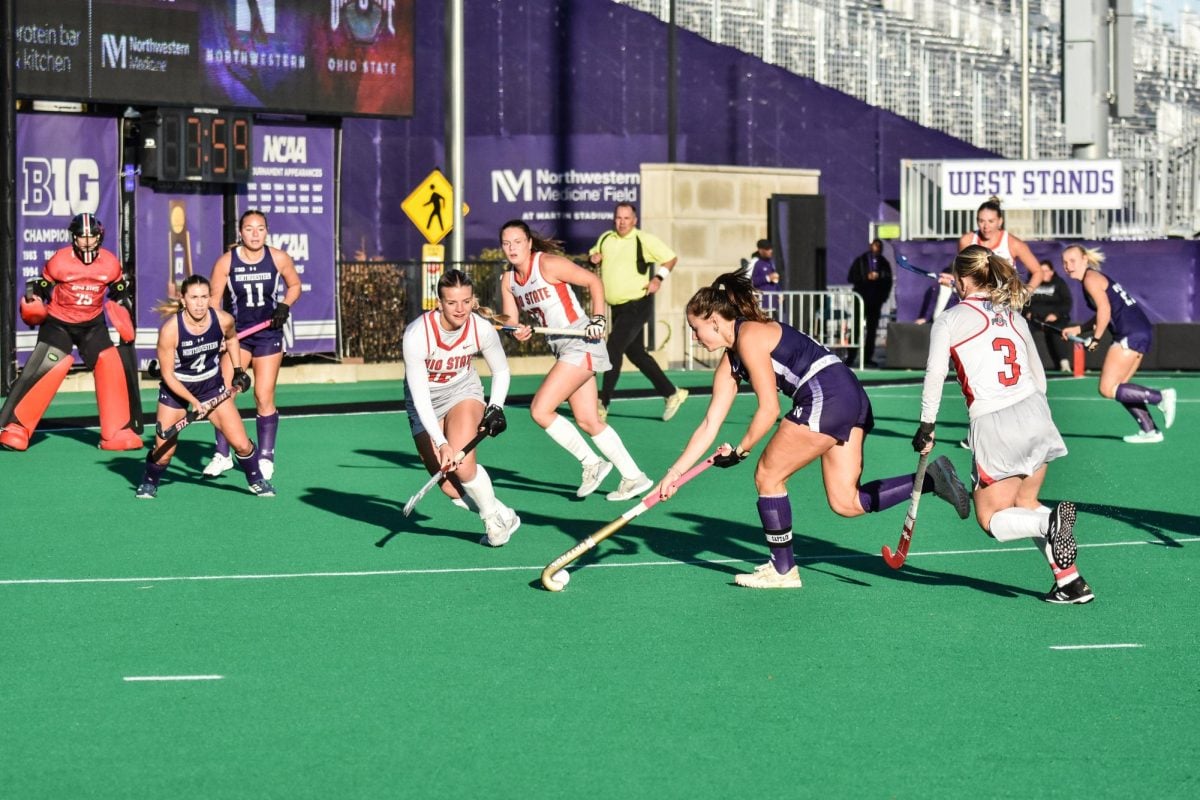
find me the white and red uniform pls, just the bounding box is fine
[43,246,123,324]
[969,230,1013,265]
[402,310,510,449]
[922,294,1066,485]
[505,252,611,372]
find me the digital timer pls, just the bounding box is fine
[141,108,253,184]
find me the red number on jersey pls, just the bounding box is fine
[992,337,1021,386]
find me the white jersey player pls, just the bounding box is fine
[499,220,653,501]
[915,245,1093,604]
[402,269,520,546]
[958,198,1042,290]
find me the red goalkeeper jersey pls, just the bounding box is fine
[44,247,123,325]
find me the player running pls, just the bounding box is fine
[137,275,274,499]
[1060,244,1176,444]
[915,245,1093,604]
[203,210,303,481]
[403,269,518,546]
[498,220,653,501]
[655,272,971,589]
[958,197,1043,290]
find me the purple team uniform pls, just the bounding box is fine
[159,309,226,409]
[728,319,874,442]
[226,247,285,357]
[1091,270,1153,353]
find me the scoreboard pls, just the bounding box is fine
[140,109,254,184]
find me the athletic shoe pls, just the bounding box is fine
[958,438,971,450]
[928,455,971,519]
[577,459,613,498]
[259,458,275,481]
[606,472,654,502]
[249,479,276,497]
[1159,388,1177,430]
[481,505,521,547]
[1059,358,1071,372]
[1123,429,1163,444]
[202,452,235,477]
[597,401,609,424]
[1046,501,1078,569]
[734,564,802,589]
[135,482,158,499]
[1044,576,1095,605]
[662,388,689,421]
[450,497,472,511]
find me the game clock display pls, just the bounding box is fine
[141,109,253,184]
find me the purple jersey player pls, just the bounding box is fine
[1061,245,1176,444]
[654,272,971,589]
[204,210,302,480]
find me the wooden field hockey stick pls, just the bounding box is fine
[402,427,491,517]
[540,446,730,592]
[881,451,930,569]
[895,254,941,280]
[149,386,242,461]
[493,324,590,338]
[1027,316,1090,345]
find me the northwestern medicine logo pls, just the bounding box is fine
[331,0,397,43]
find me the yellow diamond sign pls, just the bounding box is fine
[402,169,468,245]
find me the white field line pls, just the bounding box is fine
[1,537,1194,588]
[123,675,223,682]
[1048,644,1144,651]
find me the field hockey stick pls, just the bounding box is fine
[895,254,940,280]
[881,451,930,569]
[540,446,730,592]
[402,427,491,517]
[494,324,590,338]
[148,386,240,461]
[236,320,272,340]
[1027,316,1089,345]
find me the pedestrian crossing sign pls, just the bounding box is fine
[402,169,461,244]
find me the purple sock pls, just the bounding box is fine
[257,412,279,460]
[1116,383,1162,406]
[757,494,795,573]
[214,429,230,458]
[142,456,168,487]
[236,443,265,484]
[858,474,915,513]
[1122,402,1156,432]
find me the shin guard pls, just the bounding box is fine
[95,348,143,451]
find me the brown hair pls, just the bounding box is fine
[686,271,771,323]
[154,274,211,317]
[498,219,565,256]
[953,245,1029,309]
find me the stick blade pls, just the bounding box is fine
[881,544,907,570]
[402,496,419,517]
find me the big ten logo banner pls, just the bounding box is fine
[238,123,336,353]
[132,187,226,368]
[14,113,120,358]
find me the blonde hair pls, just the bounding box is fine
[1062,244,1105,271]
[953,245,1029,310]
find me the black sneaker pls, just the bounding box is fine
[1047,501,1078,568]
[135,482,158,499]
[1044,577,1094,605]
[928,455,971,519]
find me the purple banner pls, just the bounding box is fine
[237,123,337,353]
[15,113,120,359]
[132,187,226,368]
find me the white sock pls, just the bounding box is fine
[545,415,600,465]
[988,507,1048,542]
[461,468,501,518]
[590,425,641,479]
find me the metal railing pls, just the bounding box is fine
[686,289,865,370]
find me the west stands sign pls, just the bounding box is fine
[939,159,1124,211]
[12,0,414,117]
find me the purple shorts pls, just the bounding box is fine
[783,363,874,443]
[239,326,285,359]
[159,375,225,409]
[1115,326,1152,355]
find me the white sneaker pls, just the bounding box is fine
[481,505,520,547]
[1159,388,1177,430]
[1059,358,1072,372]
[606,472,654,502]
[1123,429,1164,444]
[577,459,613,498]
[450,496,472,511]
[662,388,689,421]
[202,453,235,477]
[734,564,802,589]
[259,458,274,480]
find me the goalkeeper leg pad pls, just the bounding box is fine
[95,347,143,451]
[0,343,72,451]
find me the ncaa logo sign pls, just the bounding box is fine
[21,158,100,217]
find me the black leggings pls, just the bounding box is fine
[600,294,675,405]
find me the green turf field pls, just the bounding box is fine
[2,371,1197,798]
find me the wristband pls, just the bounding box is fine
[655,265,671,281]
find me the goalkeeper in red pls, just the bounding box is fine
[914,245,1093,604]
[0,213,142,452]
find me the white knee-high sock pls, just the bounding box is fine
[545,415,601,465]
[590,425,641,479]
[461,467,501,517]
[988,507,1049,542]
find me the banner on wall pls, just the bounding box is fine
[14,113,120,359]
[132,187,226,368]
[237,123,337,354]
[939,159,1124,211]
[463,135,665,252]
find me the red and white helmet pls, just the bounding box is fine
[69,213,105,264]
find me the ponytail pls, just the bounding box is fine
[686,271,770,323]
